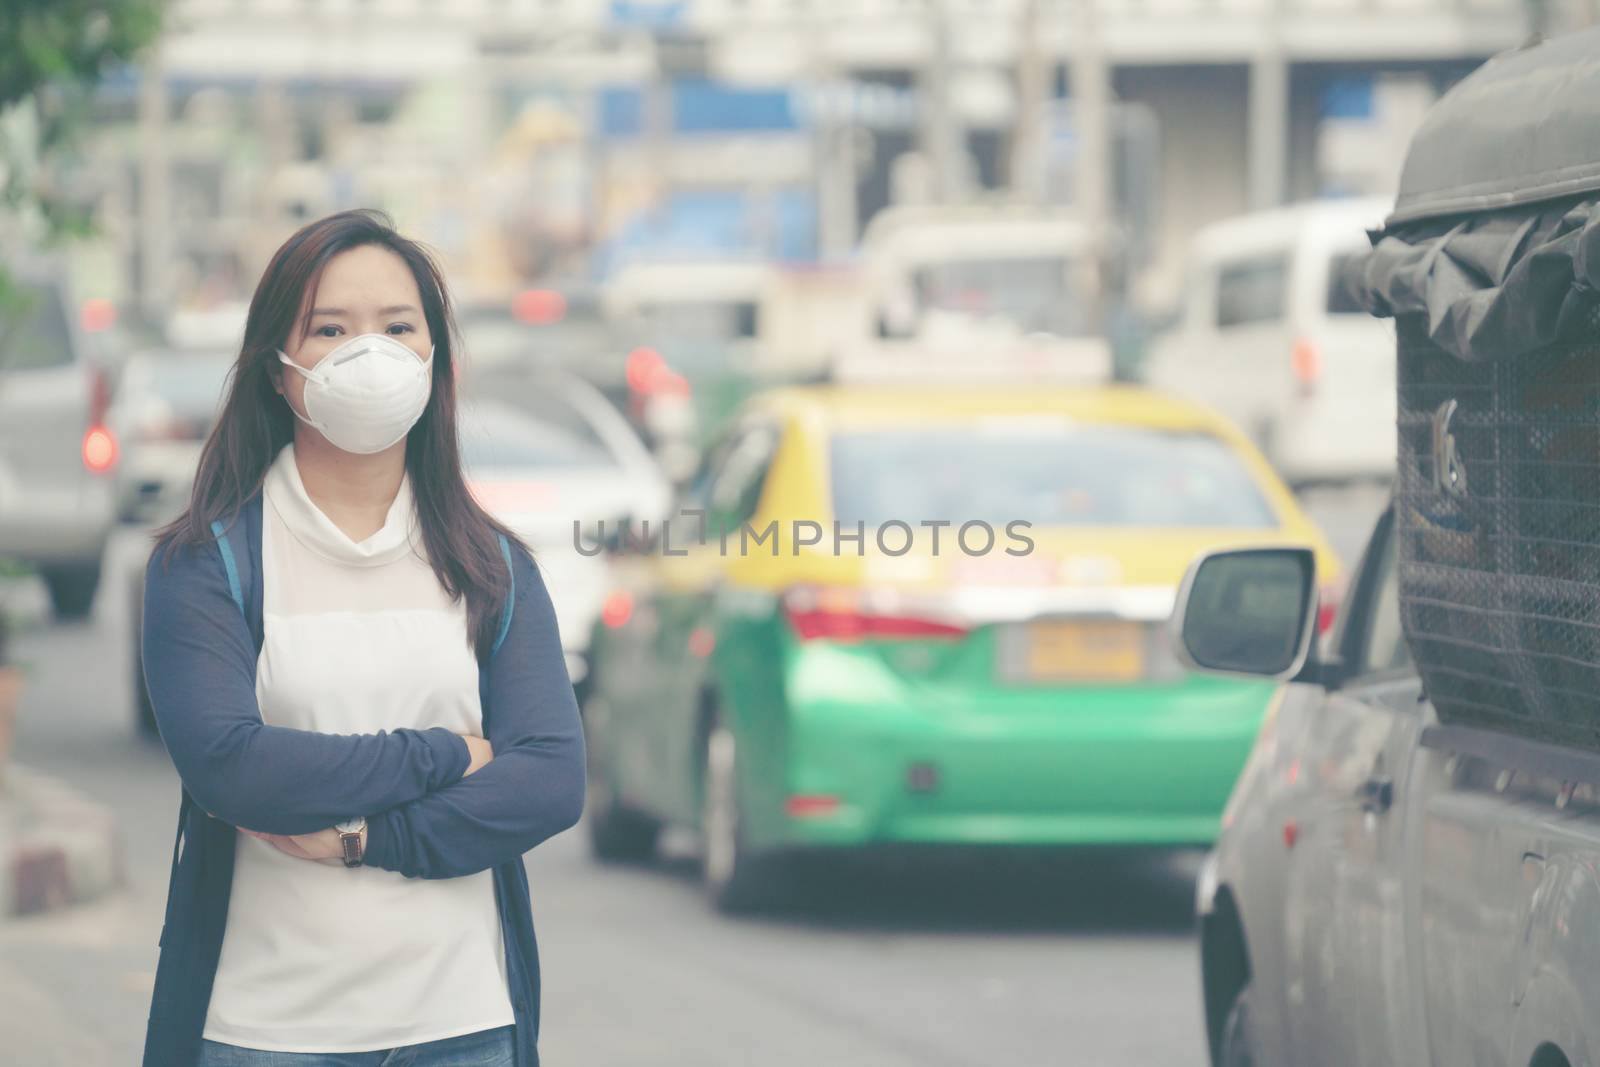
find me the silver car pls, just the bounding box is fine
[105,348,233,525]
[0,266,116,619]
[1174,509,1599,1067]
[461,373,671,697]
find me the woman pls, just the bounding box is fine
[140,209,585,1067]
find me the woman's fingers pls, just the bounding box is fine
[237,827,343,862]
[247,831,316,859]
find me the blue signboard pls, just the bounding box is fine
[609,1,687,28]
[598,81,801,137]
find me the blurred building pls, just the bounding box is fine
[74,0,1593,317]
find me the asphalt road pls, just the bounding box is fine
[0,484,1390,1067]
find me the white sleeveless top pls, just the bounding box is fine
[202,444,515,1053]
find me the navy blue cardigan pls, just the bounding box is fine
[140,493,586,1066]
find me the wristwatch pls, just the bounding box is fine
[335,817,366,868]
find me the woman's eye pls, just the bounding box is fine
[316,325,342,338]
[387,323,414,335]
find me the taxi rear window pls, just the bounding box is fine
[829,422,1279,529]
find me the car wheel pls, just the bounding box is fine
[1218,981,1261,1067]
[701,715,774,913]
[583,695,660,863]
[43,563,101,621]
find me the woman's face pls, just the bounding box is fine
[275,243,434,430]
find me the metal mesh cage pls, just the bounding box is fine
[1396,306,1600,750]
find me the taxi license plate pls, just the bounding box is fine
[1022,619,1145,683]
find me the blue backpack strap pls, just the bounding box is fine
[492,534,515,658]
[210,518,245,617]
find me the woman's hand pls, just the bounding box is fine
[459,734,493,776]
[240,826,348,862]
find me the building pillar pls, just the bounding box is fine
[1248,17,1289,210]
[137,43,170,321]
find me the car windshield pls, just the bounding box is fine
[910,256,1089,336]
[460,400,617,472]
[830,422,1279,529]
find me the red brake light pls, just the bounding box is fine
[601,590,634,629]
[1316,582,1340,636]
[80,298,116,333]
[512,289,566,326]
[782,586,968,642]
[626,347,666,392]
[1292,338,1323,396]
[785,794,841,818]
[82,425,118,473]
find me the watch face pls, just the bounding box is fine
[335,817,365,835]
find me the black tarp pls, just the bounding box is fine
[1359,197,1600,362]
[1359,27,1600,360]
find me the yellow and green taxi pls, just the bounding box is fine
[580,382,1340,910]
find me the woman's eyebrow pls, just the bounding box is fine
[309,304,418,316]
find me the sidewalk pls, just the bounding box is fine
[0,573,123,917]
[0,763,124,917]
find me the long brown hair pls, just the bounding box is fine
[156,209,523,658]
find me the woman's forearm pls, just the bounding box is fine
[143,544,472,834]
[363,740,585,878]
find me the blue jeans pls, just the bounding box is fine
[196,1026,515,1067]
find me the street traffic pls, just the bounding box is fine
[0,485,1386,1066]
[9,5,1600,1066]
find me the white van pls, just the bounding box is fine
[1143,198,1394,486]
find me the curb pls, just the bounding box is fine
[0,765,124,917]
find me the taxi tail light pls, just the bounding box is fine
[781,585,968,642]
[785,794,841,818]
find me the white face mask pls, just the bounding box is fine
[278,333,434,455]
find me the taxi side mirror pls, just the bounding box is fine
[1170,547,1318,680]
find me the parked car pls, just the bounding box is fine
[1142,197,1394,486]
[460,381,671,695]
[106,348,233,524]
[1177,504,1600,1067]
[581,378,1342,912]
[1180,29,1600,1067]
[0,265,117,619]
